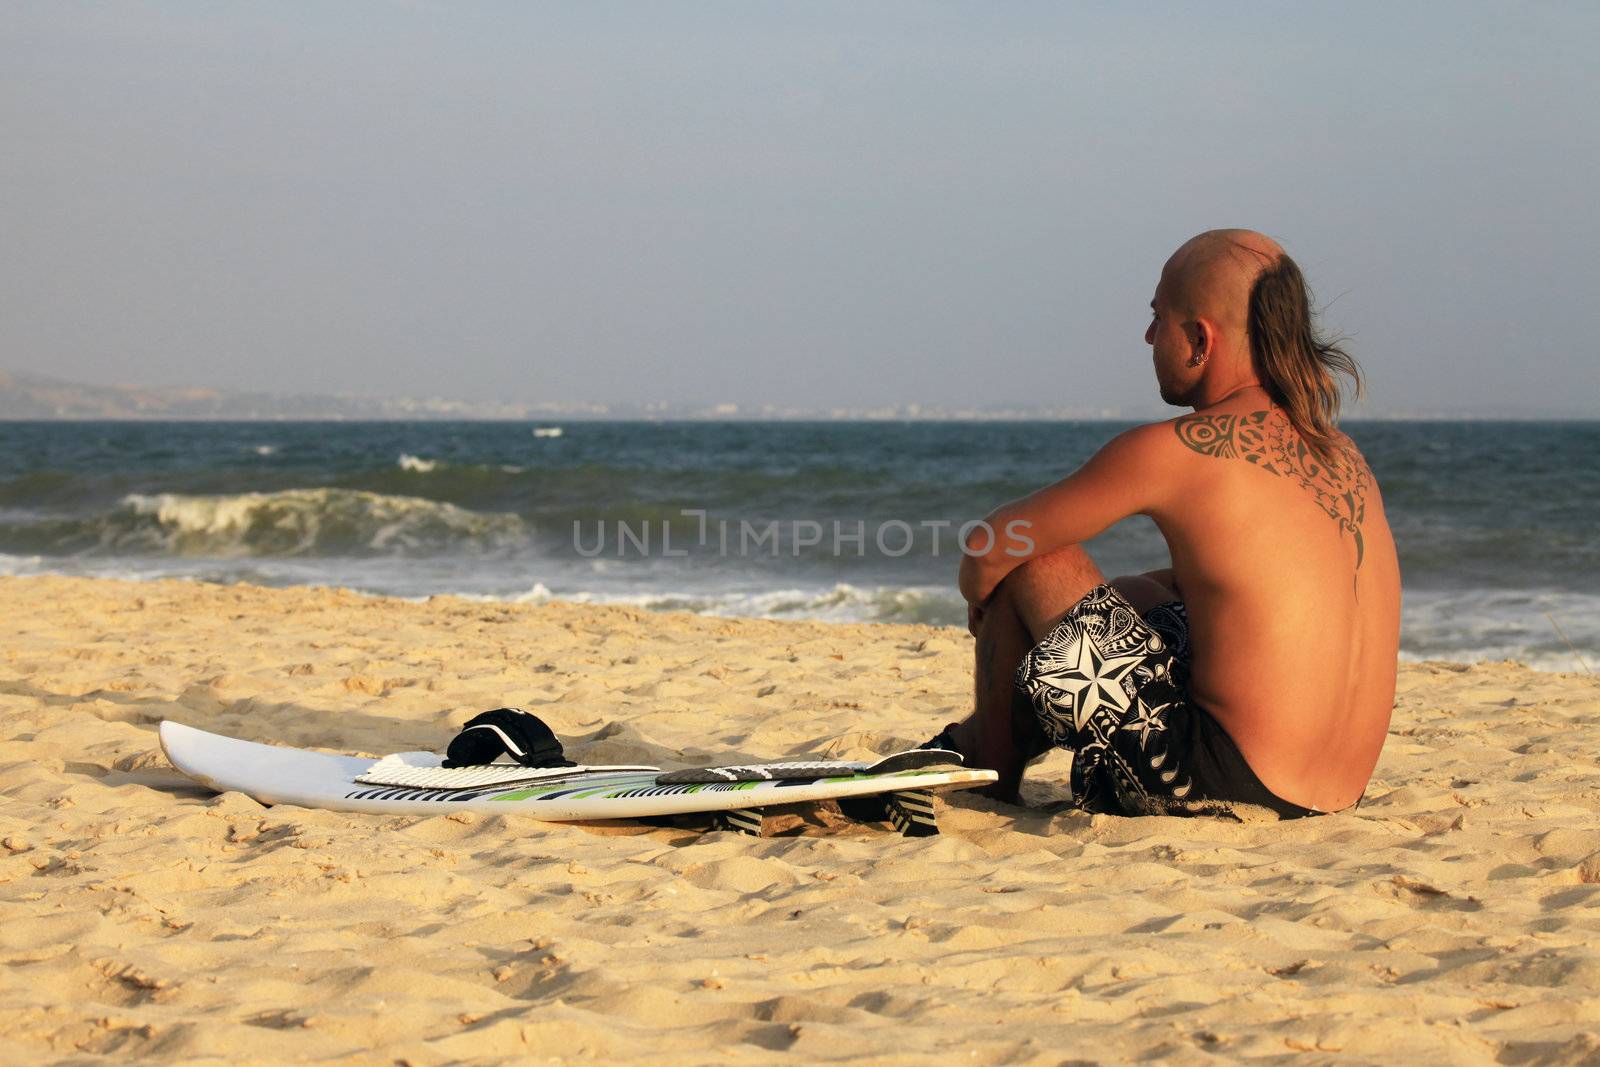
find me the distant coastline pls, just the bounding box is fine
[1,370,1593,422]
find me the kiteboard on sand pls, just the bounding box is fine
[158,721,997,837]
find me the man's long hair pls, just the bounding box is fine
[1247,254,1363,465]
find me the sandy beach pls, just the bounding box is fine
[2,575,1598,1063]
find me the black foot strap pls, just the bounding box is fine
[443,708,575,769]
[885,791,939,837]
[712,809,765,836]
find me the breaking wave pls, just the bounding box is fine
[0,489,528,558]
[396,453,439,473]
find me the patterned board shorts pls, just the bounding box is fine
[1014,584,1317,819]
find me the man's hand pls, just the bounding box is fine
[958,549,1007,609]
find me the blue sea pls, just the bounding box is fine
[1,420,1595,672]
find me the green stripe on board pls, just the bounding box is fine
[486,767,951,802]
[488,774,655,802]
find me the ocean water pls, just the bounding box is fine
[0,420,1595,672]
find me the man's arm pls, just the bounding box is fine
[958,423,1175,605]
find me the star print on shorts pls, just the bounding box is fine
[1015,584,1197,815]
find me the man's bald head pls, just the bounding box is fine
[1162,228,1285,333]
[1147,228,1286,402]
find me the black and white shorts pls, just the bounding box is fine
[1014,584,1318,819]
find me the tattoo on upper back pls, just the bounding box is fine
[1173,409,1372,567]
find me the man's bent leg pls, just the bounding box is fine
[1006,546,1108,636]
[950,546,1106,799]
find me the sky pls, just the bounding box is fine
[2,2,1597,416]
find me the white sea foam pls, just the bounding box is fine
[1400,588,1600,674]
[397,453,438,473]
[512,581,962,627]
[251,445,278,457]
[0,552,44,576]
[6,539,1595,671]
[504,580,1600,670]
[532,427,563,438]
[115,489,526,557]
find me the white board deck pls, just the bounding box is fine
[158,721,998,821]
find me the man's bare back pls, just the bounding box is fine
[1159,402,1398,809]
[942,230,1400,817]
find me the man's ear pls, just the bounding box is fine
[1185,319,1213,359]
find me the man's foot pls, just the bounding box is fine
[921,718,1023,803]
[918,723,962,753]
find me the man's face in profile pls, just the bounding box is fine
[1145,272,1192,407]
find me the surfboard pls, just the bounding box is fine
[158,721,997,836]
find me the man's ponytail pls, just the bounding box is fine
[1247,255,1363,465]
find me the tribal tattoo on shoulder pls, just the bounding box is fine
[1173,409,1372,567]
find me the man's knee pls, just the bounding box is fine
[1110,572,1180,615]
[1138,568,1178,596]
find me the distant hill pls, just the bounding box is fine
[0,370,1156,421]
[0,371,600,421]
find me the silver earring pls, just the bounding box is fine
[1188,353,1206,367]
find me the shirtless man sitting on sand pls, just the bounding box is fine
[934,229,1400,818]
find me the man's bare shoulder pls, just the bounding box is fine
[1170,407,1371,472]
[1171,408,1283,465]
[1097,418,1189,462]
[1170,407,1376,565]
